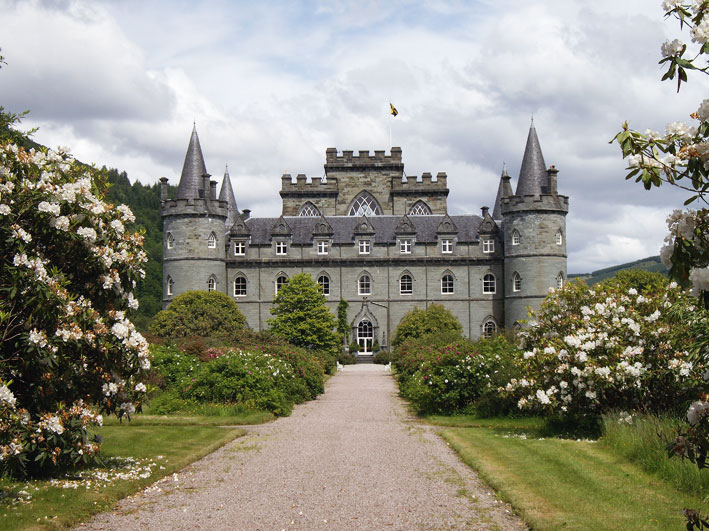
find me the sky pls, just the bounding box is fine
[1,0,704,273]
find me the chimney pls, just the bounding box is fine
[159,177,168,201]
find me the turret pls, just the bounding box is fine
[219,165,239,232]
[160,126,228,307]
[502,123,569,330]
[492,165,512,221]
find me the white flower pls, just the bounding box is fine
[628,288,638,296]
[38,201,61,215]
[687,400,709,425]
[691,18,709,45]
[0,385,17,409]
[77,226,97,242]
[135,383,147,393]
[52,215,70,231]
[662,0,684,11]
[698,99,709,123]
[111,322,130,340]
[665,121,697,143]
[110,219,124,234]
[120,402,135,415]
[39,415,64,434]
[661,38,684,57]
[0,204,10,215]
[536,389,551,405]
[517,398,528,409]
[689,267,709,294]
[102,382,118,396]
[117,204,135,223]
[660,243,674,268]
[585,390,597,400]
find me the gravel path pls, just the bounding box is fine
[77,364,526,530]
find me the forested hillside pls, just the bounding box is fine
[570,256,668,286]
[104,169,175,329]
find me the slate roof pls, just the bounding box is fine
[245,215,488,245]
[176,125,209,200]
[219,166,238,230]
[515,123,549,197]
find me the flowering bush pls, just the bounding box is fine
[505,281,707,418]
[394,334,519,414]
[0,143,150,477]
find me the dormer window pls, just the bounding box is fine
[317,240,329,255]
[482,239,494,253]
[399,239,412,254]
[359,239,371,255]
[276,241,288,255]
[207,232,216,249]
[234,241,246,256]
[166,232,175,249]
[441,239,453,254]
[512,230,520,246]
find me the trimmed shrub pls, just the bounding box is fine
[392,304,463,347]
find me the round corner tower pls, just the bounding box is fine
[501,124,569,329]
[159,126,235,308]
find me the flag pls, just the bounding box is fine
[389,103,398,117]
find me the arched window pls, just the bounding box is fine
[513,272,522,292]
[207,232,217,249]
[358,274,371,295]
[556,272,564,289]
[409,201,432,216]
[298,202,320,216]
[556,230,563,245]
[166,276,173,296]
[166,232,175,249]
[318,274,330,296]
[511,230,520,246]
[441,273,454,294]
[400,274,413,295]
[357,320,373,353]
[348,192,381,216]
[483,273,496,294]
[275,275,288,295]
[234,276,247,297]
[483,320,497,338]
[207,276,216,292]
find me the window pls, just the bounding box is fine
[166,276,173,296]
[357,320,374,353]
[275,275,288,295]
[234,241,246,256]
[556,272,564,289]
[207,232,216,249]
[166,232,175,249]
[483,273,496,294]
[441,239,453,254]
[359,239,371,255]
[409,201,432,215]
[317,240,329,255]
[399,239,412,254]
[441,274,454,294]
[482,239,494,253]
[512,230,520,246]
[207,277,216,292]
[556,230,563,245]
[234,276,247,296]
[400,274,413,295]
[358,274,371,295]
[483,320,497,338]
[298,202,320,216]
[513,272,522,292]
[318,275,330,296]
[348,192,381,216]
[276,241,288,255]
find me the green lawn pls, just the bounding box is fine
[441,423,705,530]
[0,415,254,530]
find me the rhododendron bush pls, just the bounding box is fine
[0,143,150,477]
[505,281,707,418]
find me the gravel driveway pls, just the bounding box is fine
[77,364,526,530]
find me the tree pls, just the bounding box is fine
[268,273,339,352]
[149,290,247,341]
[392,304,463,348]
[337,298,349,347]
[600,269,669,292]
[611,0,709,309]
[0,142,150,477]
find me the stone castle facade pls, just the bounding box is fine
[160,124,569,353]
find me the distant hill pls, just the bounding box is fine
[569,256,668,286]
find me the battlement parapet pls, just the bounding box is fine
[391,171,448,192]
[161,197,229,218]
[280,173,339,193]
[500,193,569,215]
[324,147,403,169]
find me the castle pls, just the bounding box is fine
[160,123,569,354]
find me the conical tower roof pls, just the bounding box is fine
[515,122,548,196]
[219,165,238,230]
[176,124,208,200]
[492,164,512,220]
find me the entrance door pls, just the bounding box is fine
[357,320,373,354]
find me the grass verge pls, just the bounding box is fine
[0,414,254,530]
[441,422,705,530]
